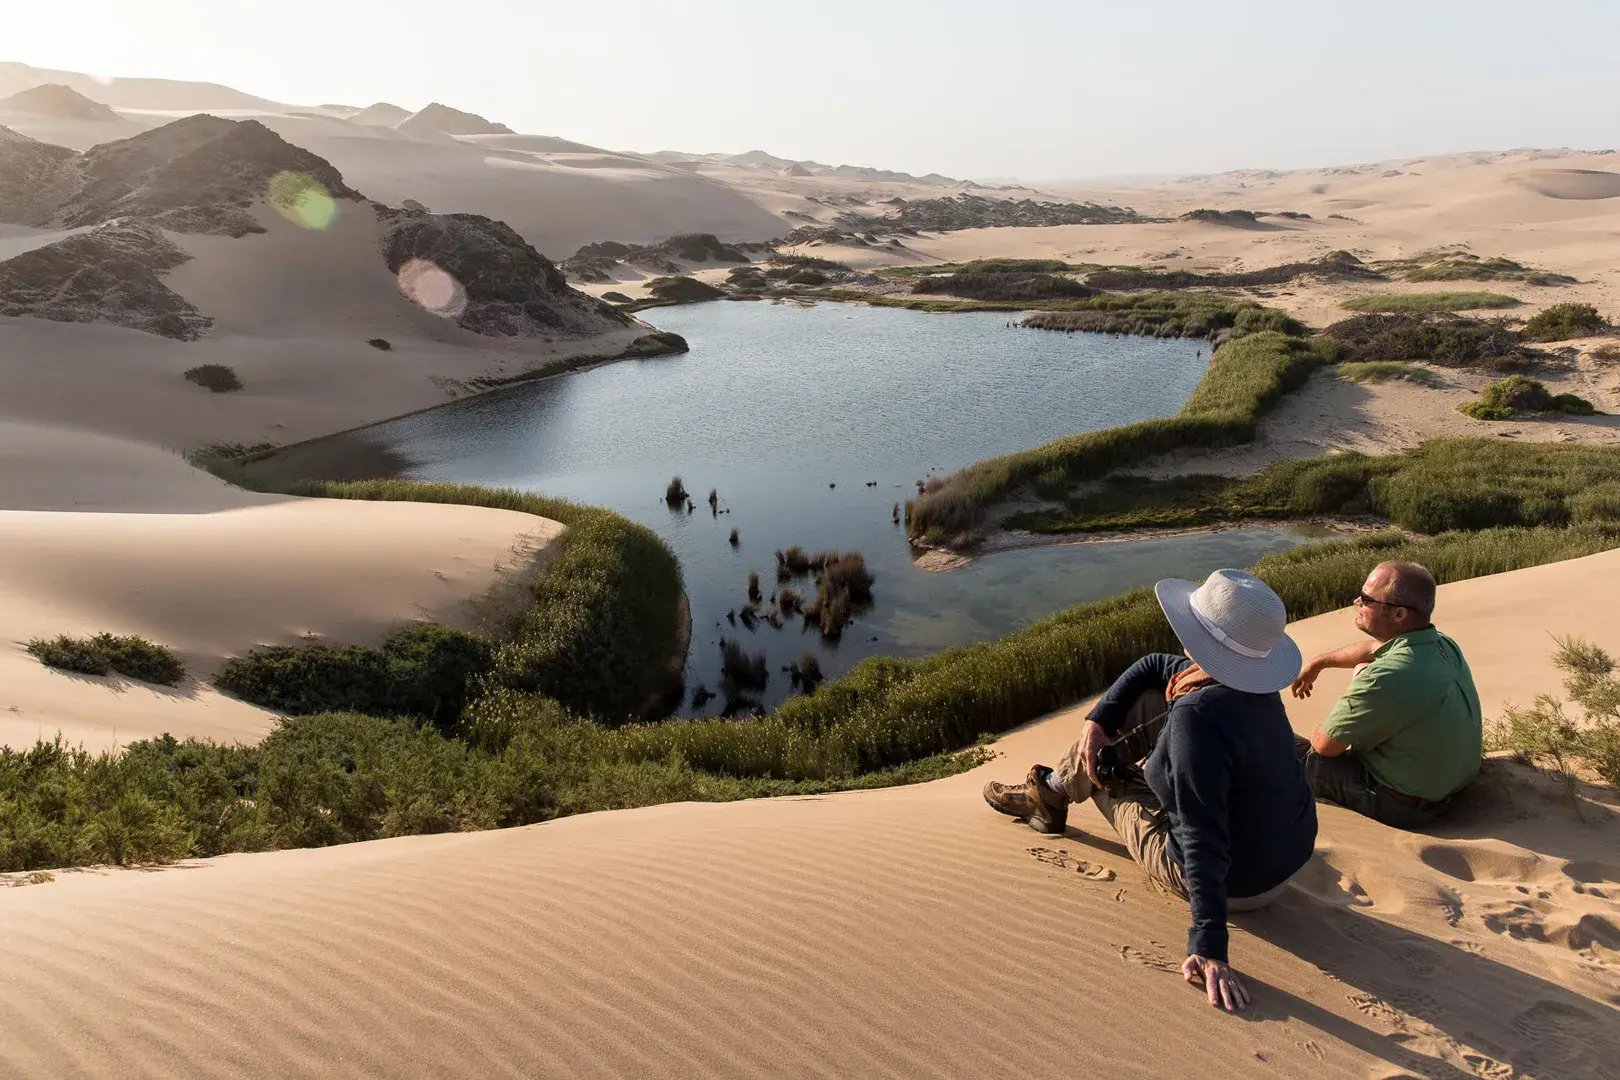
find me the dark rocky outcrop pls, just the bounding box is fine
[1179,208,1270,228]
[0,125,77,225]
[378,207,633,336]
[642,276,726,305]
[560,232,755,283]
[60,115,366,236]
[0,220,210,339]
[0,83,121,121]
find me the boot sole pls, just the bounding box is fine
[1025,816,1067,835]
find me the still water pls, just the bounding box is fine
[310,301,1316,712]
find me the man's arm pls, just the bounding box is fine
[1290,639,1380,699]
[1309,726,1351,757]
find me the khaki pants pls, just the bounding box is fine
[1057,689,1288,911]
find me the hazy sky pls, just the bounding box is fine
[9,0,1618,180]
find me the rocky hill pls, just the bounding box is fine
[0,220,210,338]
[397,103,513,138]
[0,115,641,342]
[0,83,121,121]
[0,124,76,224]
[380,208,632,336]
[561,232,759,282]
[0,114,366,236]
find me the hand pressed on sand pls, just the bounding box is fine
[1182,955,1251,1012]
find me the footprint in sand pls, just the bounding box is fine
[1027,847,1115,881]
[1509,1000,1620,1075]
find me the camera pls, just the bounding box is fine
[1095,745,1129,786]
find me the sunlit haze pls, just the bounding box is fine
[7,0,1619,180]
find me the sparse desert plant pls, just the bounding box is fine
[1522,302,1607,343]
[184,364,243,392]
[1340,292,1519,314]
[1489,636,1620,812]
[27,633,186,686]
[665,476,688,505]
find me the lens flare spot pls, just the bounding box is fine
[397,259,466,318]
[268,170,338,230]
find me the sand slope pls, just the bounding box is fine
[4,551,1616,1079]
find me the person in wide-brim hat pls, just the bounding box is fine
[981,568,1318,1013]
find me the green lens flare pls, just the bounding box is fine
[268,170,338,230]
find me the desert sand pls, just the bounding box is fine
[4,553,1617,1079]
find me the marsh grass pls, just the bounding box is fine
[1380,253,1577,286]
[1341,292,1520,313]
[907,329,1330,539]
[1008,439,1620,535]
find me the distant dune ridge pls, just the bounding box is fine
[396,101,514,137]
[0,82,119,121]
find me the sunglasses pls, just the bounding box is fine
[1354,592,1410,611]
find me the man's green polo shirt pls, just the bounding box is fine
[1322,626,1482,801]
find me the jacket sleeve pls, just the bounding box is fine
[1086,653,1190,736]
[1163,705,1233,962]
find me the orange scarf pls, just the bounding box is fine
[1166,662,1219,703]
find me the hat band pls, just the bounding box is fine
[1189,594,1274,660]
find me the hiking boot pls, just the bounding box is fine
[1026,764,1070,835]
[983,776,1037,820]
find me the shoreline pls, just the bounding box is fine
[911,515,1381,572]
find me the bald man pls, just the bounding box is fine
[1290,561,1482,829]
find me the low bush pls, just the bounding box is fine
[1457,375,1597,419]
[27,633,186,686]
[184,364,243,392]
[1340,292,1520,313]
[215,624,493,735]
[1323,313,1529,371]
[367,338,392,351]
[1522,302,1607,343]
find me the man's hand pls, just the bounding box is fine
[1077,719,1112,786]
[1289,660,1321,700]
[1181,955,1250,1012]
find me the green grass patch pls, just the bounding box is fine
[1341,292,1520,313]
[906,325,1331,541]
[1336,361,1443,386]
[1009,439,1620,535]
[912,269,1093,302]
[1379,253,1577,286]
[26,633,185,686]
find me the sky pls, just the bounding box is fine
[7,0,1618,181]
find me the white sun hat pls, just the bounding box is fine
[1153,569,1302,694]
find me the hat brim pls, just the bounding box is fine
[1154,578,1302,695]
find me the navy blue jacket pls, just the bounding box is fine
[1088,654,1317,962]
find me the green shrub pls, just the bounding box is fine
[1324,313,1528,371]
[214,625,491,734]
[26,633,185,686]
[1522,302,1607,342]
[1489,637,1620,809]
[1549,393,1597,415]
[1380,253,1576,286]
[183,364,243,392]
[1459,401,1513,421]
[1481,374,1552,413]
[1341,292,1520,313]
[912,270,1093,301]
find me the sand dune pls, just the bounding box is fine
[4,552,1617,1079]
[1514,168,1620,200]
[0,460,562,751]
